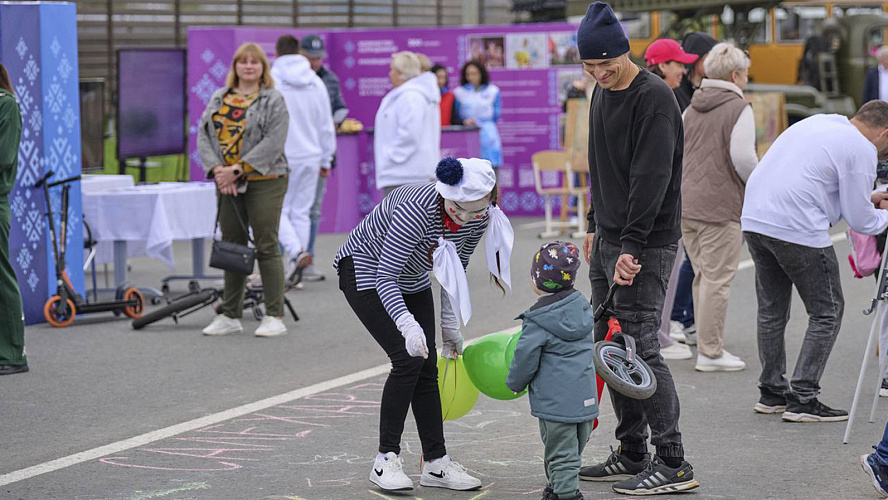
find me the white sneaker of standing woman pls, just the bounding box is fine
[254,316,287,337]
[420,455,482,490]
[203,314,243,336]
[370,452,413,491]
[661,341,693,360]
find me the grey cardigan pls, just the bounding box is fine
[196,86,290,177]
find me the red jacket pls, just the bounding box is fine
[440,90,455,126]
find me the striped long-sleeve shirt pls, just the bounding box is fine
[334,183,489,324]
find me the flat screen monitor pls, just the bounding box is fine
[116,48,186,158]
[79,79,104,171]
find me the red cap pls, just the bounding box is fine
[644,39,698,65]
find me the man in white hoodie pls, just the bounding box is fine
[271,35,336,286]
[742,101,888,423]
[374,51,441,194]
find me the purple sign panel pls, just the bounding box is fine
[187,23,581,223]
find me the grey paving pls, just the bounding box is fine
[2,220,887,500]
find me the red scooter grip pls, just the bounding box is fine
[592,318,623,430]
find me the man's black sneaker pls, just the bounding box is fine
[782,397,848,422]
[612,456,700,496]
[880,379,888,398]
[579,446,651,482]
[754,391,787,414]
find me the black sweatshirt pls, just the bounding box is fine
[586,68,683,258]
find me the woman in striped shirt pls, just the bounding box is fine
[335,157,511,492]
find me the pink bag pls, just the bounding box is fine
[848,229,881,278]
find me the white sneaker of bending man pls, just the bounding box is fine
[255,316,287,337]
[420,455,482,490]
[370,452,413,491]
[203,315,243,336]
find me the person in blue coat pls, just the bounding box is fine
[453,61,503,170]
[507,241,596,500]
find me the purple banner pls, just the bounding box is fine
[187,23,582,225]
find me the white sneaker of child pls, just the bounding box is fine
[369,452,413,491]
[420,455,482,491]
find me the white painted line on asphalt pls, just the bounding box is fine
[0,327,520,487]
[736,231,846,271]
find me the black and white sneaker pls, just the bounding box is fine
[754,391,787,414]
[579,446,651,482]
[369,452,413,491]
[880,379,888,398]
[420,455,481,491]
[612,456,700,495]
[782,398,849,422]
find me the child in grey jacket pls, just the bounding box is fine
[506,241,597,500]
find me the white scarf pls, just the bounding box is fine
[433,237,472,327]
[485,206,513,290]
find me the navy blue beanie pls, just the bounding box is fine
[577,2,630,60]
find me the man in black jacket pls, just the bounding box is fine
[575,3,699,496]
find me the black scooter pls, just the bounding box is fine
[36,171,144,327]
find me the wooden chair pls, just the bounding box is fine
[532,150,586,238]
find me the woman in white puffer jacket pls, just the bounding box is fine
[374,51,441,194]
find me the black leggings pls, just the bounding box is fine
[338,257,446,460]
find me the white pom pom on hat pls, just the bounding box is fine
[434,157,496,202]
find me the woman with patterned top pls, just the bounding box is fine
[336,157,513,493]
[196,42,290,338]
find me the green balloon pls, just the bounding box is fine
[437,354,480,420]
[463,331,527,401]
[504,329,522,368]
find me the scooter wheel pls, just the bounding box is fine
[123,287,145,319]
[593,340,657,400]
[44,296,76,328]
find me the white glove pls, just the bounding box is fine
[395,313,428,359]
[441,327,465,359]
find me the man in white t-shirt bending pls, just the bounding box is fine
[742,101,888,423]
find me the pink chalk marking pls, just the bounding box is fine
[99,456,243,471]
[306,478,311,488]
[173,437,278,448]
[345,382,385,391]
[196,426,313,439]
[140,447,263,461]
[234,413,332,427]
[276,404,377,416]
[303,393,381,405]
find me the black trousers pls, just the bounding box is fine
[338,257,446,460]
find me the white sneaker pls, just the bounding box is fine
[302,263,326,282]
[695,350,746,372]
[681,325,698,346]
[420,455,482,491]
[661,342,693,360]
[369,452,413,491]
[203,314,243,336]
[669,320,686,342]
[255,316,288,337]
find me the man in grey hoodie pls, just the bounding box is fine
[507,241,596,500]
[271,35,336,286]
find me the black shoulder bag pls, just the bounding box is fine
[209,195,257,275]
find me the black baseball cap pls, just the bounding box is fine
[301,34,326,58]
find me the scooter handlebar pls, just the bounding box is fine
[34,170,54,188]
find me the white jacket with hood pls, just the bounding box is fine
[270,54,336,168]
[374,71,441,189]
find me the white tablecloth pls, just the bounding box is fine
[82,182,216,268]
[81,174,135,194]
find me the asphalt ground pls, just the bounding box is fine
[3,219,888,500]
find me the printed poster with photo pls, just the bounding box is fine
[549,31,581,66]
[505,33,548,69]
[466,34,505,69]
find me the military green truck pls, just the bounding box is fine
[564,0,887,123]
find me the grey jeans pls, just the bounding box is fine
[744,232,844,403]
[589,235,684,458]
